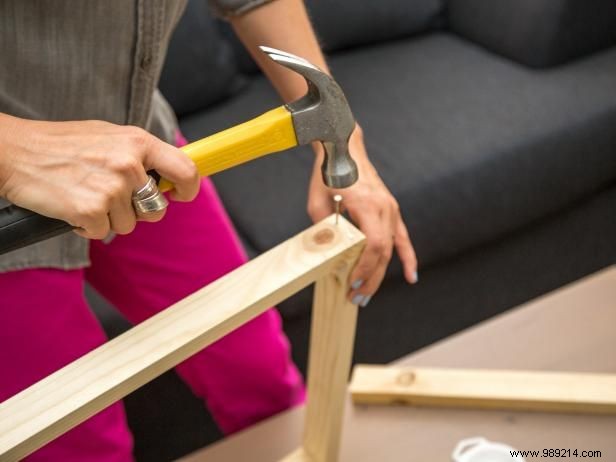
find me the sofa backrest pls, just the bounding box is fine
[160,0,446,115]
[447,0,616,68]
[305,0,445,52]
[158,0,245,117]
[224,0,446,74]
[160,0,616,117]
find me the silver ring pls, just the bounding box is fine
[132,176,168,214]
[133,176,159,200]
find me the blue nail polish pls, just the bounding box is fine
[412,271,419,283]
[352,294,364,305]
[359,295,372,307]
[351,279,364,290]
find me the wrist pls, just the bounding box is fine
[0,113,23,197]
[311,123,365,156]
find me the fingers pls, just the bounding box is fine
[141,136,199,202]
[307,194,334,222]
[343,191,419,307]
[307,161,335,222]
[108,128,190,228]
[109,162,166,229]
[131,170,168,224]
[7,120,191,242]
[71,204,111,240]
[394,216,418,284]
[108,193,137,235]
[348,252,389,307]
[76,144,169,238]
[135,206,167,224]
[347,205,393,305]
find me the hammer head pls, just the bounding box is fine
[261,46,358,189]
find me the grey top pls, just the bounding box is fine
[0,0,272,272]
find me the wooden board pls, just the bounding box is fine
[177,266,616,462]
[0,215,365,462]
[280,448,313,462]
[350,365,616,414]
[301,257,359,460]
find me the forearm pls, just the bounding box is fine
[230,0,419,293]
[230,0,328,103]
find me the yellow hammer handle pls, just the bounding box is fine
[159,106,297,192]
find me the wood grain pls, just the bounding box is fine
[279,448,313,461]
[350,365,616,414]
[0,215,364,462]
[301,257,361,461]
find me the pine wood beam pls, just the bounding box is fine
[0,215,365,462]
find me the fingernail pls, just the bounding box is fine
[102,232,116,244]
[359,295,372,307]
[352,294,364,305]
[412,271,419,283]
[351,279,364,290]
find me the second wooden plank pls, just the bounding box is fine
[350,365,616,414]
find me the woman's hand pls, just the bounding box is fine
[307,125,418,306]
[0,114,199,239]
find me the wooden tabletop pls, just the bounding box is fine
[181,266,616,461]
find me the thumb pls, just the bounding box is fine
[307,191,334,223]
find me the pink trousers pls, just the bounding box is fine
[0,137,305,461]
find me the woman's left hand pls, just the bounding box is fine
[307,125,418,307]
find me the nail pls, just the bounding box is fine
[359,295,372,307]
[333,194,342,225]
[352,294,364,305]
[351,279,364,290]
[412,271,419,284]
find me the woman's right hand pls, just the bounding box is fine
[0,114,199,239]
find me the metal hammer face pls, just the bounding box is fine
[261,46,358,189]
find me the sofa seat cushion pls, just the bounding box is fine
[179,34,616,271]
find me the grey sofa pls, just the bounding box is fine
[90,0,616,460]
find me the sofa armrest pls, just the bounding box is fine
[448,0,616,68]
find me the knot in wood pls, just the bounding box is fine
[313,228,335,245]
[396,371,415,387]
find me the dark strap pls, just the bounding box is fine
[0,171,161,254]
[0,205,73,255]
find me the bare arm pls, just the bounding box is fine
[230,0,327,102]
[230,0,418,305]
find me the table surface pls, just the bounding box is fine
[180,266,616,461]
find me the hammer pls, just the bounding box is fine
[0,47,358,254]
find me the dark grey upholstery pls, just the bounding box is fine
[448,0,616,68]
[158,0,245,116]
[180,35,616,270]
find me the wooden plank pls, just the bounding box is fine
[279,448,314,461]
[301,256,361,461]
[176,267,616,462]
[0,215,365,462]
[350,365,616,414]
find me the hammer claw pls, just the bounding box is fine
[259,46,313,66]
[261,46,359,188]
